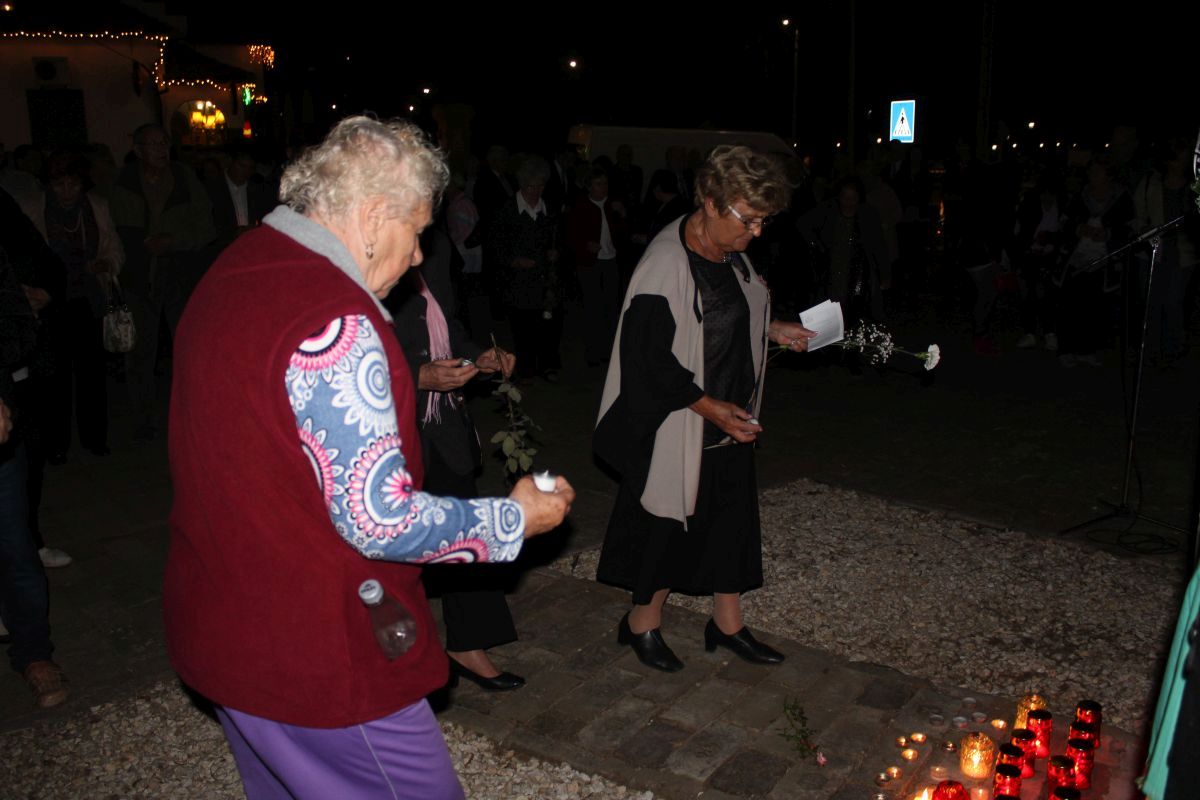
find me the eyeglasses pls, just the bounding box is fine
[727,205,772,231]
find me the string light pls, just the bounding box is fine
[248,44,275,69]
[162,78,232,90]
[5,30,269,96]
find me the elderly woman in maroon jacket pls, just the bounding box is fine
[163,117,574,800]
[567,167,630,366]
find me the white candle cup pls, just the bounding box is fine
[533,471,557,492]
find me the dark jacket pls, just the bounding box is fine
[108,162,215,296]
[386,230,482,477]
[489,198,560,310]
[565,194,630,268]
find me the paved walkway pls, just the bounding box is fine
[438,568,1142,799]
[3,296,1190,798]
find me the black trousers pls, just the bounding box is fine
[508,307,563,378]
[44,298,108,455]
[419,445,517,652]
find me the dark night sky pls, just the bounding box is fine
[35,2,1200,156]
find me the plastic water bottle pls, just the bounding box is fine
[358,579,417,659]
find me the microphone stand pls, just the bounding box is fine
[1060,215,1192,550]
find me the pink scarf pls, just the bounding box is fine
[415,272,455,424]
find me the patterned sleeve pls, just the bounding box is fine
[285,314,525,563]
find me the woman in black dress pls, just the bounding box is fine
[594,146,815,672]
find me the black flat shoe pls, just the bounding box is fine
[447,657,525,692]
[617,612,684,672]
[704,619,784,664]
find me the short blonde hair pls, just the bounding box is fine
[694,145,790,216]
[280,116,449,222]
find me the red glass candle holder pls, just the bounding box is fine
[1075,700,1102,747]
[1011,728,1036,778]
[1050,788,1081,800]
[1067,737,1096,790]
[1068,720,1097,748]
[993,764,1022,796]
[1027,709,1053,759]
[997,743,1024,768]
[932,780,969,800]
[1047,755,1075,791]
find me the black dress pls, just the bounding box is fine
[596,218,764,604]
[386,230,517,652]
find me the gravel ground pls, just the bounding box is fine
[553,477,1186,735]
[2,680,657,800]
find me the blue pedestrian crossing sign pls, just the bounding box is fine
[889,100,916,144]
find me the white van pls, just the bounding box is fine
[567,124,794,175]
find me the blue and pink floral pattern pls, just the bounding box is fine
[286,315,524,563]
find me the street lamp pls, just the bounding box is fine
[783,18,799,144]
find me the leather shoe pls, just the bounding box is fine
[447,656,525,692]
[704,619,784,664]
[24,660,68,708]
[618,612,684,672]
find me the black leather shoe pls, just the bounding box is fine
[704,619,784,664]
[618,612,684,672]
[447,657,525,692]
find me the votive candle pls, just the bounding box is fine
[1027,709,1053,759]
[931,780,969,800]
[997,742,1024,768]
[958,732,997,780]
[1075,700,1102,747]
[992,763,1021,796]
[887,766,903,780]
[1047,755,1075,791]
[990,718,1008,732]
[1067,737,1096,790]
[930,765,949,781]
[1068,720,1097,748]
[897,735,909,748]
[1010,728,1036,778]
[1014,693,1047,730]
[911,732,928,744]
[902,748,919,761]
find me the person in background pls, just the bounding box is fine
[109,123,214,439]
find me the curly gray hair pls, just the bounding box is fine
[280,116,449,222]
[694,145,791,216]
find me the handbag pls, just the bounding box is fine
[102,276,136,354]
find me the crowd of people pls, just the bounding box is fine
[1,115,1197,797]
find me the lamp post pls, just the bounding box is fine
[783,18,799,145]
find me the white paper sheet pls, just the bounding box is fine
[798,300,845,352]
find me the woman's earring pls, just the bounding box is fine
[365,243,375,260]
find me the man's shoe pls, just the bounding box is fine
[704,619,784,664]
[447,657,525,692]
[617,612,684,672]
[38,548,72,568]
[24,661,68,708]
